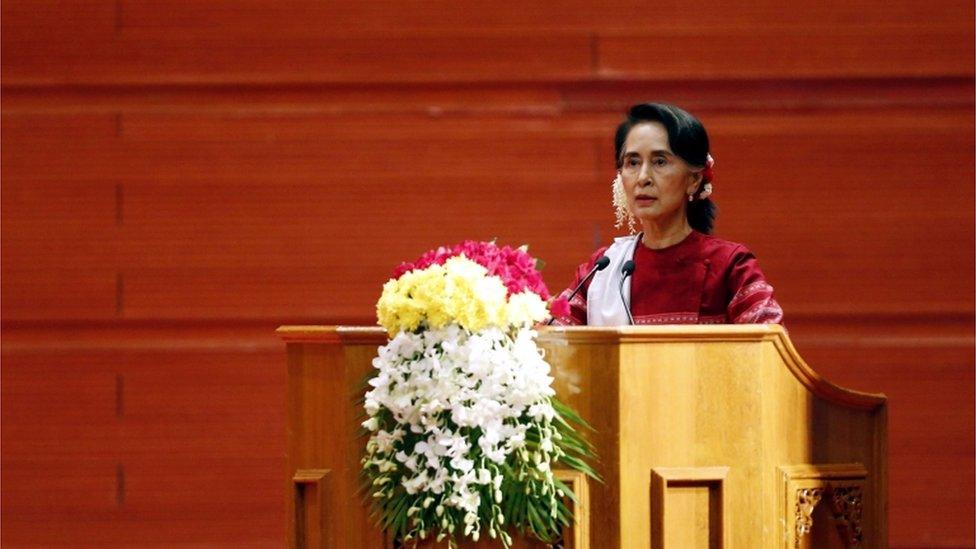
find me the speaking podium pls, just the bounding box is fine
[278,325,886,548]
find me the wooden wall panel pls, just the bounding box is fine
[1,114,123,318]
[598,28,973,79]
[0,270,118,319]
[1,120,173,186]
[3,1,972,84]
[3,109,970,320]
[115,0,976,34]
[1,356,118,457]
[2,0,973,546]
[1,336,286,546]
[2,457,119,516]
[3,14,595,84]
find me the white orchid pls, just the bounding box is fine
[362,324,569,546]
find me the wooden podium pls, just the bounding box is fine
[278,325,886,548]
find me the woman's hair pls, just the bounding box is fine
[613,103,716,234]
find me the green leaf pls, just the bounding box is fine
[525,501,557,543]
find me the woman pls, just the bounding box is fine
[554,103,783,326]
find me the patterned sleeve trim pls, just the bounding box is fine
[728,281,784,324]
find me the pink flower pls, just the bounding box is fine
[549,296,570,319]
[391,245,454,278]
[391,240,552,299]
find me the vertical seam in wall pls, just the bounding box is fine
[114,0,124,35]
[589,32,600,77]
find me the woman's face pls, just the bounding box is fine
[619,122,702,229]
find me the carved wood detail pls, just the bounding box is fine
[794,487,824,542]
[780,464,866,549]
[830,486,865,547]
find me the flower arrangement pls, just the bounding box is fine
[363,241,595,547]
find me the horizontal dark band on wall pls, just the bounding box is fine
[2,77,972,114]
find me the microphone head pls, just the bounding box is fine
[595,256,611,270]
[621,259,636,276]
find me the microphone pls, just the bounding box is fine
[546,256,610,325]
[619,260,635,325]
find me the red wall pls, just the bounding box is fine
[2,1,973,546]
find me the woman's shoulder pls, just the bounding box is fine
[695,232,754,262]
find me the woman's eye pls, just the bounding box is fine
[627,158,640,167]
[653,157,668,167]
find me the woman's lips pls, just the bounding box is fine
[635,196,657,203]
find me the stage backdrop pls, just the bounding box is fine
[2,1,973,547]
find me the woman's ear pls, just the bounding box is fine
[687,170,704,194]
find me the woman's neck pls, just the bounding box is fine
[639,217,693,249]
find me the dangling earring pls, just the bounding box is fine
[611,172,636,234]
[688,194,694,202]
[699,183,713,200]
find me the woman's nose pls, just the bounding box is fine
[638,164,653,184]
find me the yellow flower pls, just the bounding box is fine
[410,267,449,328]
[444,257,506,331]
[376,256,512,335]
[505,291,548,326]
[377,274,433,336]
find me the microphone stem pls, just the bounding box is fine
[618,275,634,325]
[546,257,609,325]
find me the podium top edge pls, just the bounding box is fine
[275,324,886,410]
[275,324,785,344]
